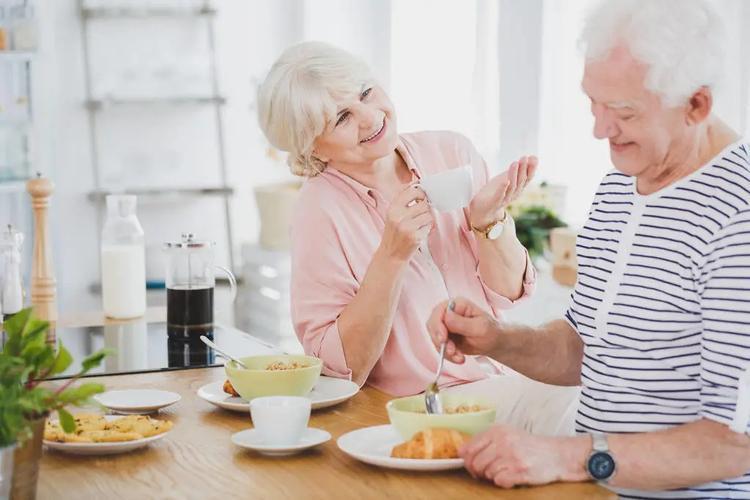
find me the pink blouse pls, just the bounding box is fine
[290,131,535,396]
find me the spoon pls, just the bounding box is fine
[425,300,454,414]
[199,335,249,369]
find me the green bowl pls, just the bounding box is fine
[386,393,496,440]
[224,355,322,401]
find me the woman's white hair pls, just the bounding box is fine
[579,0,725,107]
[257,41,375,177]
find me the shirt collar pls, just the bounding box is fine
[322,137,421,207]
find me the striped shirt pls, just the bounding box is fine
[565,140,750,499]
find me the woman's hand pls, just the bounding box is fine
[378,185,435,263]
[469,155,538,229]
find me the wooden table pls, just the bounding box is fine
[38,367,614,500]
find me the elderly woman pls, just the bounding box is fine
[256,41,536,396]
[427,0,750,496]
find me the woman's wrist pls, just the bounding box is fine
[469,207,507,230]
[373,245,412,271]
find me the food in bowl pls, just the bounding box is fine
[265,360,311,371]
[224,354,322,401]
[391,428,470,459]
[386,393,496,440]
[44,414,173,443]
[410,404,488,414]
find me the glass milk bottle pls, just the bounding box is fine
[101,195,146,318]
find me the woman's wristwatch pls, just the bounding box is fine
[471,211,510,240]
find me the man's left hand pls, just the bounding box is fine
[461,424,567,488]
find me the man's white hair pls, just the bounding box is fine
[257,41,375,177]
[579,0,725,107]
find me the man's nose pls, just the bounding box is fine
[592,106,618,140]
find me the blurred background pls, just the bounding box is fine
[0,0,748,350]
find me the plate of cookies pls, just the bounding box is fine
[43,413,173,455]
[336,425,467,471]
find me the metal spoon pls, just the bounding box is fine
[425,341,447,414]
[199,335,249,369]
[425,301,454,414]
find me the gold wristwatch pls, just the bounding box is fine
[471,211,509,240]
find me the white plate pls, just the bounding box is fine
[197,376,359,412]
[94,389,181,414]
[43,415,171,456]
[337,425,464,471]
[231,427,330,456]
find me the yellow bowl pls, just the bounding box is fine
[386,393,496,440]
[224,355,322,401]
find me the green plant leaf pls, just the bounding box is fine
[2,307,32,335]
[21,318,49,344]
[80,348,114,373]
[50,345,73,375]
[57,383,105,405]
[58,408,75,434]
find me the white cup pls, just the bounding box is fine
[249,396,311,446]
[419,165,473,212]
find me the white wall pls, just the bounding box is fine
[32,0,304,313]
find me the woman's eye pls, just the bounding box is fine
[361,88,372,100]
[336,112,350,126]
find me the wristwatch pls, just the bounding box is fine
[471,211,509,240]
[587,433,616,483]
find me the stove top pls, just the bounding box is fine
[2,322,282,379]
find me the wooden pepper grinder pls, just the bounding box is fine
[26,173,58,322]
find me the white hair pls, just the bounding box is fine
[257,41,375,177]
[579,0,725,107]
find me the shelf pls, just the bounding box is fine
[81,6,216,19]
[0,51,35,63]
[86,96,226,110]
[87,185,234,202]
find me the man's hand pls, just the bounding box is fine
[425,297,502,364]
[461,425,575,488]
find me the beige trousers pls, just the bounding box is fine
[443,374,581,436]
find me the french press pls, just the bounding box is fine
[164,233,236,340]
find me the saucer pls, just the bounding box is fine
[94,389,181,414]
[197,376,359,412]
[231,427,331,456]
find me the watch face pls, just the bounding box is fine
[588,452,615,481]
[488,221,504,240]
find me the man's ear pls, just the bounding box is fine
[686,86,712,125]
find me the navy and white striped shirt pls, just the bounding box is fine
[565,140,750,499]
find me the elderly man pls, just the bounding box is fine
[426,0,750,497]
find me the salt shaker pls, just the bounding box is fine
[1,224,25,317]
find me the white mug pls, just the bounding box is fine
[419,165,473,212]
[249,396,311,446]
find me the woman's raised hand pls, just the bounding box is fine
[469,155,538,229]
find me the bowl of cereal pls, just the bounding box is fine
[224,354,322,401]
[386,393,496,440]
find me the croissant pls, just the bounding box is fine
[223,379,240,397]
[391,428,470,459]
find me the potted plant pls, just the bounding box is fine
[510,205,567,260]
[0,308,111,500]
